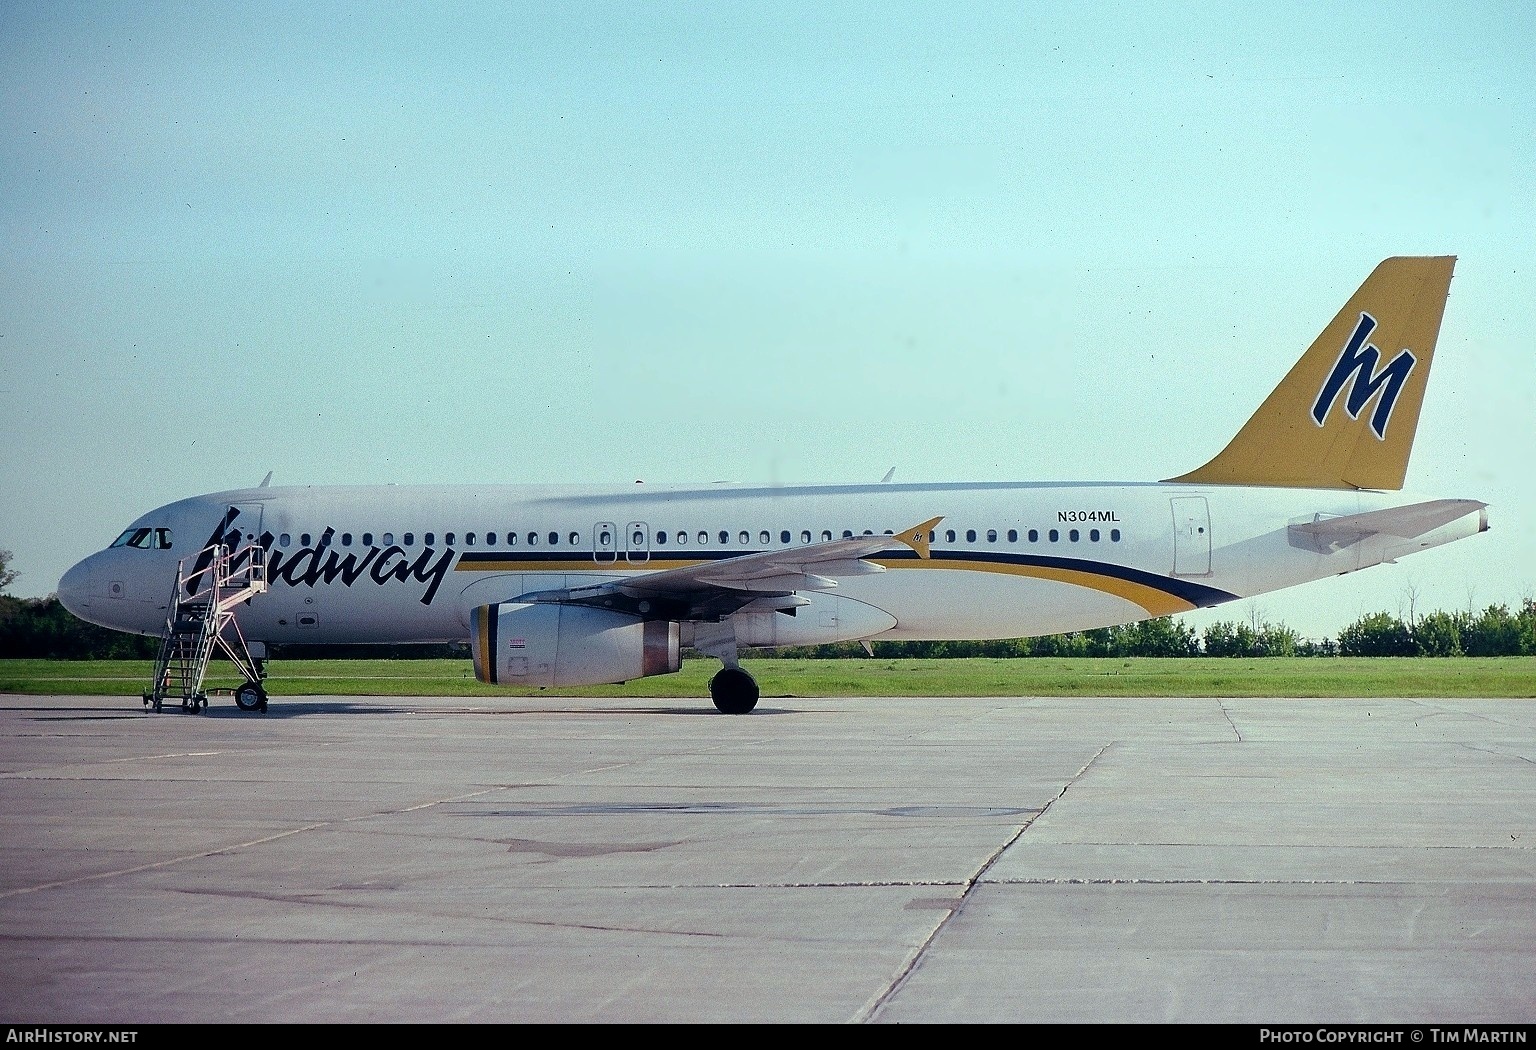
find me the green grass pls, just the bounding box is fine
[3,656,1534,698]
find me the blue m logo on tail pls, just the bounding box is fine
[1311,312,1416,439]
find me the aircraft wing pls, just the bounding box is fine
[1288,499,1487,554]
[514,516,943,620]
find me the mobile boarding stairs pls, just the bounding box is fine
[144,543,269,713]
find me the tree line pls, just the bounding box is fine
[4,591,1533,660]
[770,602,1536,659]
[0,593,467,660]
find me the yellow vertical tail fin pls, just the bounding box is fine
[1167,256,1455,490]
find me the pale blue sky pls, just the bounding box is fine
[2,1,1532,640]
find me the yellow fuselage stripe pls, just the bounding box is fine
[879,558,1196,618]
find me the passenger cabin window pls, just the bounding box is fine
[383,533,394,545]
[279,533,291,547]
[1111,529,1122,542]
[527,532,538,546]
[1069,529,1080,542]
[341,533,353,546]
[966,529,977,542]
[657,531,668,545]
[759,530,770,544]
[569,531,579,545]
[821,530,832,542]
[424,533,434,546]
[987,529,997,542]
[550,531,559,545]
[301,533,312,546]
[465,533,476,546]
[1049,529,1060,542]
[945,529,956,543]
[403,533,414,546]
[362,533,374,546]
[675,531,686,546]
[485,532,496,545]
[801,531,811,544]
[739,531,749,544]
[1090,529,1100,542]
[701,531,710,545]
[1028,529,1039,543]
[1007,529,1018,542]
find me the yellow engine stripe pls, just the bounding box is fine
[473,605,493,683]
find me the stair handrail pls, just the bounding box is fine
[204,542,266,694]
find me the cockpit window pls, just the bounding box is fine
[110,529,147,549]
[110,527,173,550]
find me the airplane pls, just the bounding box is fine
[58,256,1489,714]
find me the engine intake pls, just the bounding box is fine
[470,602,680,687]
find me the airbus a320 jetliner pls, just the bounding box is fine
[60,257,1488,713]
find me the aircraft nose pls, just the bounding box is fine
[57,558,97,619]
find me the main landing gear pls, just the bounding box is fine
[693,625,759,714]
[709,666,759,714]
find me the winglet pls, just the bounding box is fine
[1166,256,1455,491]
[897,517,944,559]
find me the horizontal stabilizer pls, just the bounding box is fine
[1288,499,1486,553]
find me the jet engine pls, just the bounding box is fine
[470,602,680,687]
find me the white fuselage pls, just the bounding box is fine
[58,480,1486,649]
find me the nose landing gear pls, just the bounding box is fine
[234,681,268,713]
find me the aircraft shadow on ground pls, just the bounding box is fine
[27,700,792,720]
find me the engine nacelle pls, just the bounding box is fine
[470,602,680,687]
